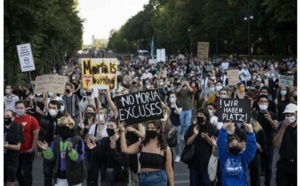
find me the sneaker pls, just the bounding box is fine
[175,156,180,163]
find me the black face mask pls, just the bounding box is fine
[254,85,260,90]
[146,130,158,139]
[86,92,92,96]
[58,126,72,140]
[66,89,71,94]
[37,102,45,111]
[4,118,12,126]
[106,128,116,136]
[229,146,242,156]
[85,112,94,118]
[197,116,205,124]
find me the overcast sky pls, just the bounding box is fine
[77,0,149,45]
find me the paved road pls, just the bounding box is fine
[21,146,279,186]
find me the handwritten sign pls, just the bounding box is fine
[279,75,294,87]
[227,70,240,85]
[197,42,209,61]
[217,98,251,123]
[16,43,36,72]
[156,48,166,62]
[81,58,117,90]
[35,75,67,94]
[114,90,164,124]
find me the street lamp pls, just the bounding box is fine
[244,0,254,60]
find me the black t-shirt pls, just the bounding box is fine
[277,124,297,160]
[168,104,182,126]
[4,121,25,162]
[257,111,278,146]
[184,123,216,171]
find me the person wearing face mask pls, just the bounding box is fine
[99,119,130,185]
[220,72,228,88]
[38,116,87,186]
[129,76,143,93]
[273,103,297,186]
[208,81,223,104]
[252,86,276,114]
[120,120,174,186]
[4,110,25,186]
[256,95,278,186]
[268,72,279,101]
[79,88,97,116]
[184,108,217,186]
[250,81,261,100]
[4,84,20,112]
[157,79,168,103]
[206,103,218,128]
[233,83,246,99]
[141,68,153,80]
[37,100,64,186]
[216,121,257,186]
[167,92,183,163]
[63,83,80,128]
[14,100,40,186]
[274,87,291,123]
[290,89,297,104]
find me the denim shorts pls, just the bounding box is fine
[139,170,167,186]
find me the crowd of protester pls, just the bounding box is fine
[4,55,297,186]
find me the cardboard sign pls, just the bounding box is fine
[17,43,36,72]
[115,90,164,124]
[279,75,294,87]
[156,48,166,62]
[227,70,240,85]
[197,42,209,60]
[35,75,67,94]
[81,58,117,90]
[217,98,251,123]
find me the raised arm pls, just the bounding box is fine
[106,87,119,118]
[241,122,257,165]
[119,123,140,154]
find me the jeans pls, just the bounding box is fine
[189,168,211,186]
[17,152,35,186]
[43,158,54,186]
[261,145,274,186]
[139,170,167,186]
[174,125,182,157]
[180,110,192,135]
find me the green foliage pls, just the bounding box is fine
[4,0,83,85]
[107,0,296,57]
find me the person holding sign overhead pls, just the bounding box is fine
[119,120,174,186]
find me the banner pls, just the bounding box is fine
[17,43,36,72]
[279,75,294,87]
[81,58,117,90]
[114,90,164,124]
[35,75,67,94]
[197,42,209,61]
[217,98,251,123]
[156,48,166,62]
[227,70,240,85]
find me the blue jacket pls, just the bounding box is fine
[217,128,256,186]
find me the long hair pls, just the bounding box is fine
[141,120,166,150]
[84,104,96,125]
[277,86,291,101]
[197,107,211,125]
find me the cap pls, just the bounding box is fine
[283,103,297,114]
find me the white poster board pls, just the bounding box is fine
[17,43,36,72]
[156,48,166,62]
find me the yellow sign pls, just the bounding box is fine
[81,58,118,89]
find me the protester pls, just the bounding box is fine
[4,84,20,112]
[63,83,80,128]
[273,103,297,186]
[4,110,25,186]
[14,100,40,186]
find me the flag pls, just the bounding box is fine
[151,36,155,59]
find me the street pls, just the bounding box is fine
[21,145,279,186]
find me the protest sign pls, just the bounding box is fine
[217,98,251,123]
[227,70,240,85]
[35,75,67,94]
[17,43,36,72]
[114,90,164,124]
[156,48,166,62]
[279,75,294,87]
[81,58,117,90]
[197,42,209,61]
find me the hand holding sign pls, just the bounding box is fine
[223,121,234,130]
[217,99,251,123]
[242,121,253,133]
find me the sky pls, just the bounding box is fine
[77,0,149,45]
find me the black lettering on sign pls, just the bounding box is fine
[217,98,251,123]
[115,90,164,125]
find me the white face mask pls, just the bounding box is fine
[5,89,10,95]
[159,82,164,86]
[60,105,65,113]
[216,86,223,92]
[286,115,296,123]
[208,110,214,116]
[169,98,175,103]
[220,95,227,99]
[160,114,168,122]
[146,85,151,89]
[259,104,268,111]
[49,109,57,117]
[99,114,105,121]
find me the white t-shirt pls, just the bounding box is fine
[4,95,19,112]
